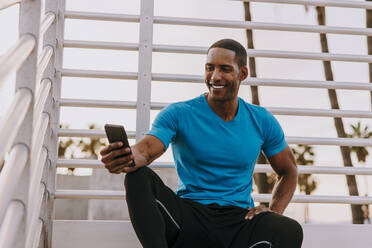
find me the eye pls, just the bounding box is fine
[205,65,214,72]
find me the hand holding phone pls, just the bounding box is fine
[101,124,136,171]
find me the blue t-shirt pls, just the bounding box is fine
[147,94,287,208]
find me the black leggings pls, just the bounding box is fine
[124,167,303,248]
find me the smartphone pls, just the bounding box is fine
[104,124,135,167]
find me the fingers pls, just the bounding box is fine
[104,153,134,172]
[245,205,271,220]
[100,142,124,156]
[101,146,131,164]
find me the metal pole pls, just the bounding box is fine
[41,0,66,247]
[12,0,42,247]
[136,0,154,141]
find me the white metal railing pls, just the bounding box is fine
[0,0,59,247]
[0,35,35,87]
[0,0,20,10]
[61,69,372,91]
[56,0,372,229]
[59,98,372,118]
[237,0,372,9]
[1,0,372,247]
[65,10,372,36]
[57,159,372,175]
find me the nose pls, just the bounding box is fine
[211,69,222,83]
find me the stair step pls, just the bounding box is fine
[52,220,372,248]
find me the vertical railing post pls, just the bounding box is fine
[42,0,66,247]
[37,0,63,247]
[12,0,42,247]
[136,0,154,142]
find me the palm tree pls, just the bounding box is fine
[316,6,364,224]
[244,2,275,205]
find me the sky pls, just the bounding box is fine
[1,0,372,224]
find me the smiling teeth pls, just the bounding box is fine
[212,85,225,89]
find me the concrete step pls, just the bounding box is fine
[52,220,372,248]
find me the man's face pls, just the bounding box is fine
[205,48,245,102]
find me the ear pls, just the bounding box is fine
[239,66,248,81]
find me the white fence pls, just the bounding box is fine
[0,0,371,247]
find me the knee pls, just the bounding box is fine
[272,214,303,244]
[124,166,154,193]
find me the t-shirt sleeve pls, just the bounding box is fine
[261,110,287,157]
[145,103,179,150]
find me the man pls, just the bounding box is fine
[100,39,303,248]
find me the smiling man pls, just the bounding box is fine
[100,39,303,248]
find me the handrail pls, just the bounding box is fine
[40,12,56,37]
[0,35,35,87]
[0,201,25,248]
[57,128,371,146]
[34,79,52,121]
[29,148,47,212]
[62,42,372,63]
[58,128,136,139]
[32,113,50,151]
[0,89,32,165]
[64,10,372,36]
[36,46,54,82]
[0,144,28,222]
[0,0,20,11]
[30,218,43,248]
[54,190,372,204]
[56,159,372,175]
[26,183,45,248]
[59,98,372,119]
[236,0,372,9]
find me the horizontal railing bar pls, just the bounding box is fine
[36,46,54,82]
[62,41,372,62]
[61,69,372,91]
[59,98,372,118]
[29,148,47,213]
[0,201,24,248]
[244,77,372,91]
[27,183,45,248]
[0,35,36,87]
[237,0,372,9]
[40,12,56,37]
[0,145,28,222]
[31,219,43,248]
[253,193,372,204]
[58,128,136,139]
[59,98,137,109]
[34,79,52,121]
[286,136,372,146]
[64,10,372,36]
[0,89,32,165]
[57,129,371,146]
[57,159,372,175]
[54,190,372,204]
[64,10,140,22]
[0,0,21,11]
[62,68,137,80]
[32,113,49,152]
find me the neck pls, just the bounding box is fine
[205,93,239,122]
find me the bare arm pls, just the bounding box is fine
[100,135,165,174]
[267,146,298,214]
[245,146,297,219]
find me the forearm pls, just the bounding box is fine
[269,169,297,214]
[130,135,165,168]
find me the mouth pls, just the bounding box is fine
[209,83,226,89]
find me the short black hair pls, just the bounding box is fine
[208,39,247,67]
